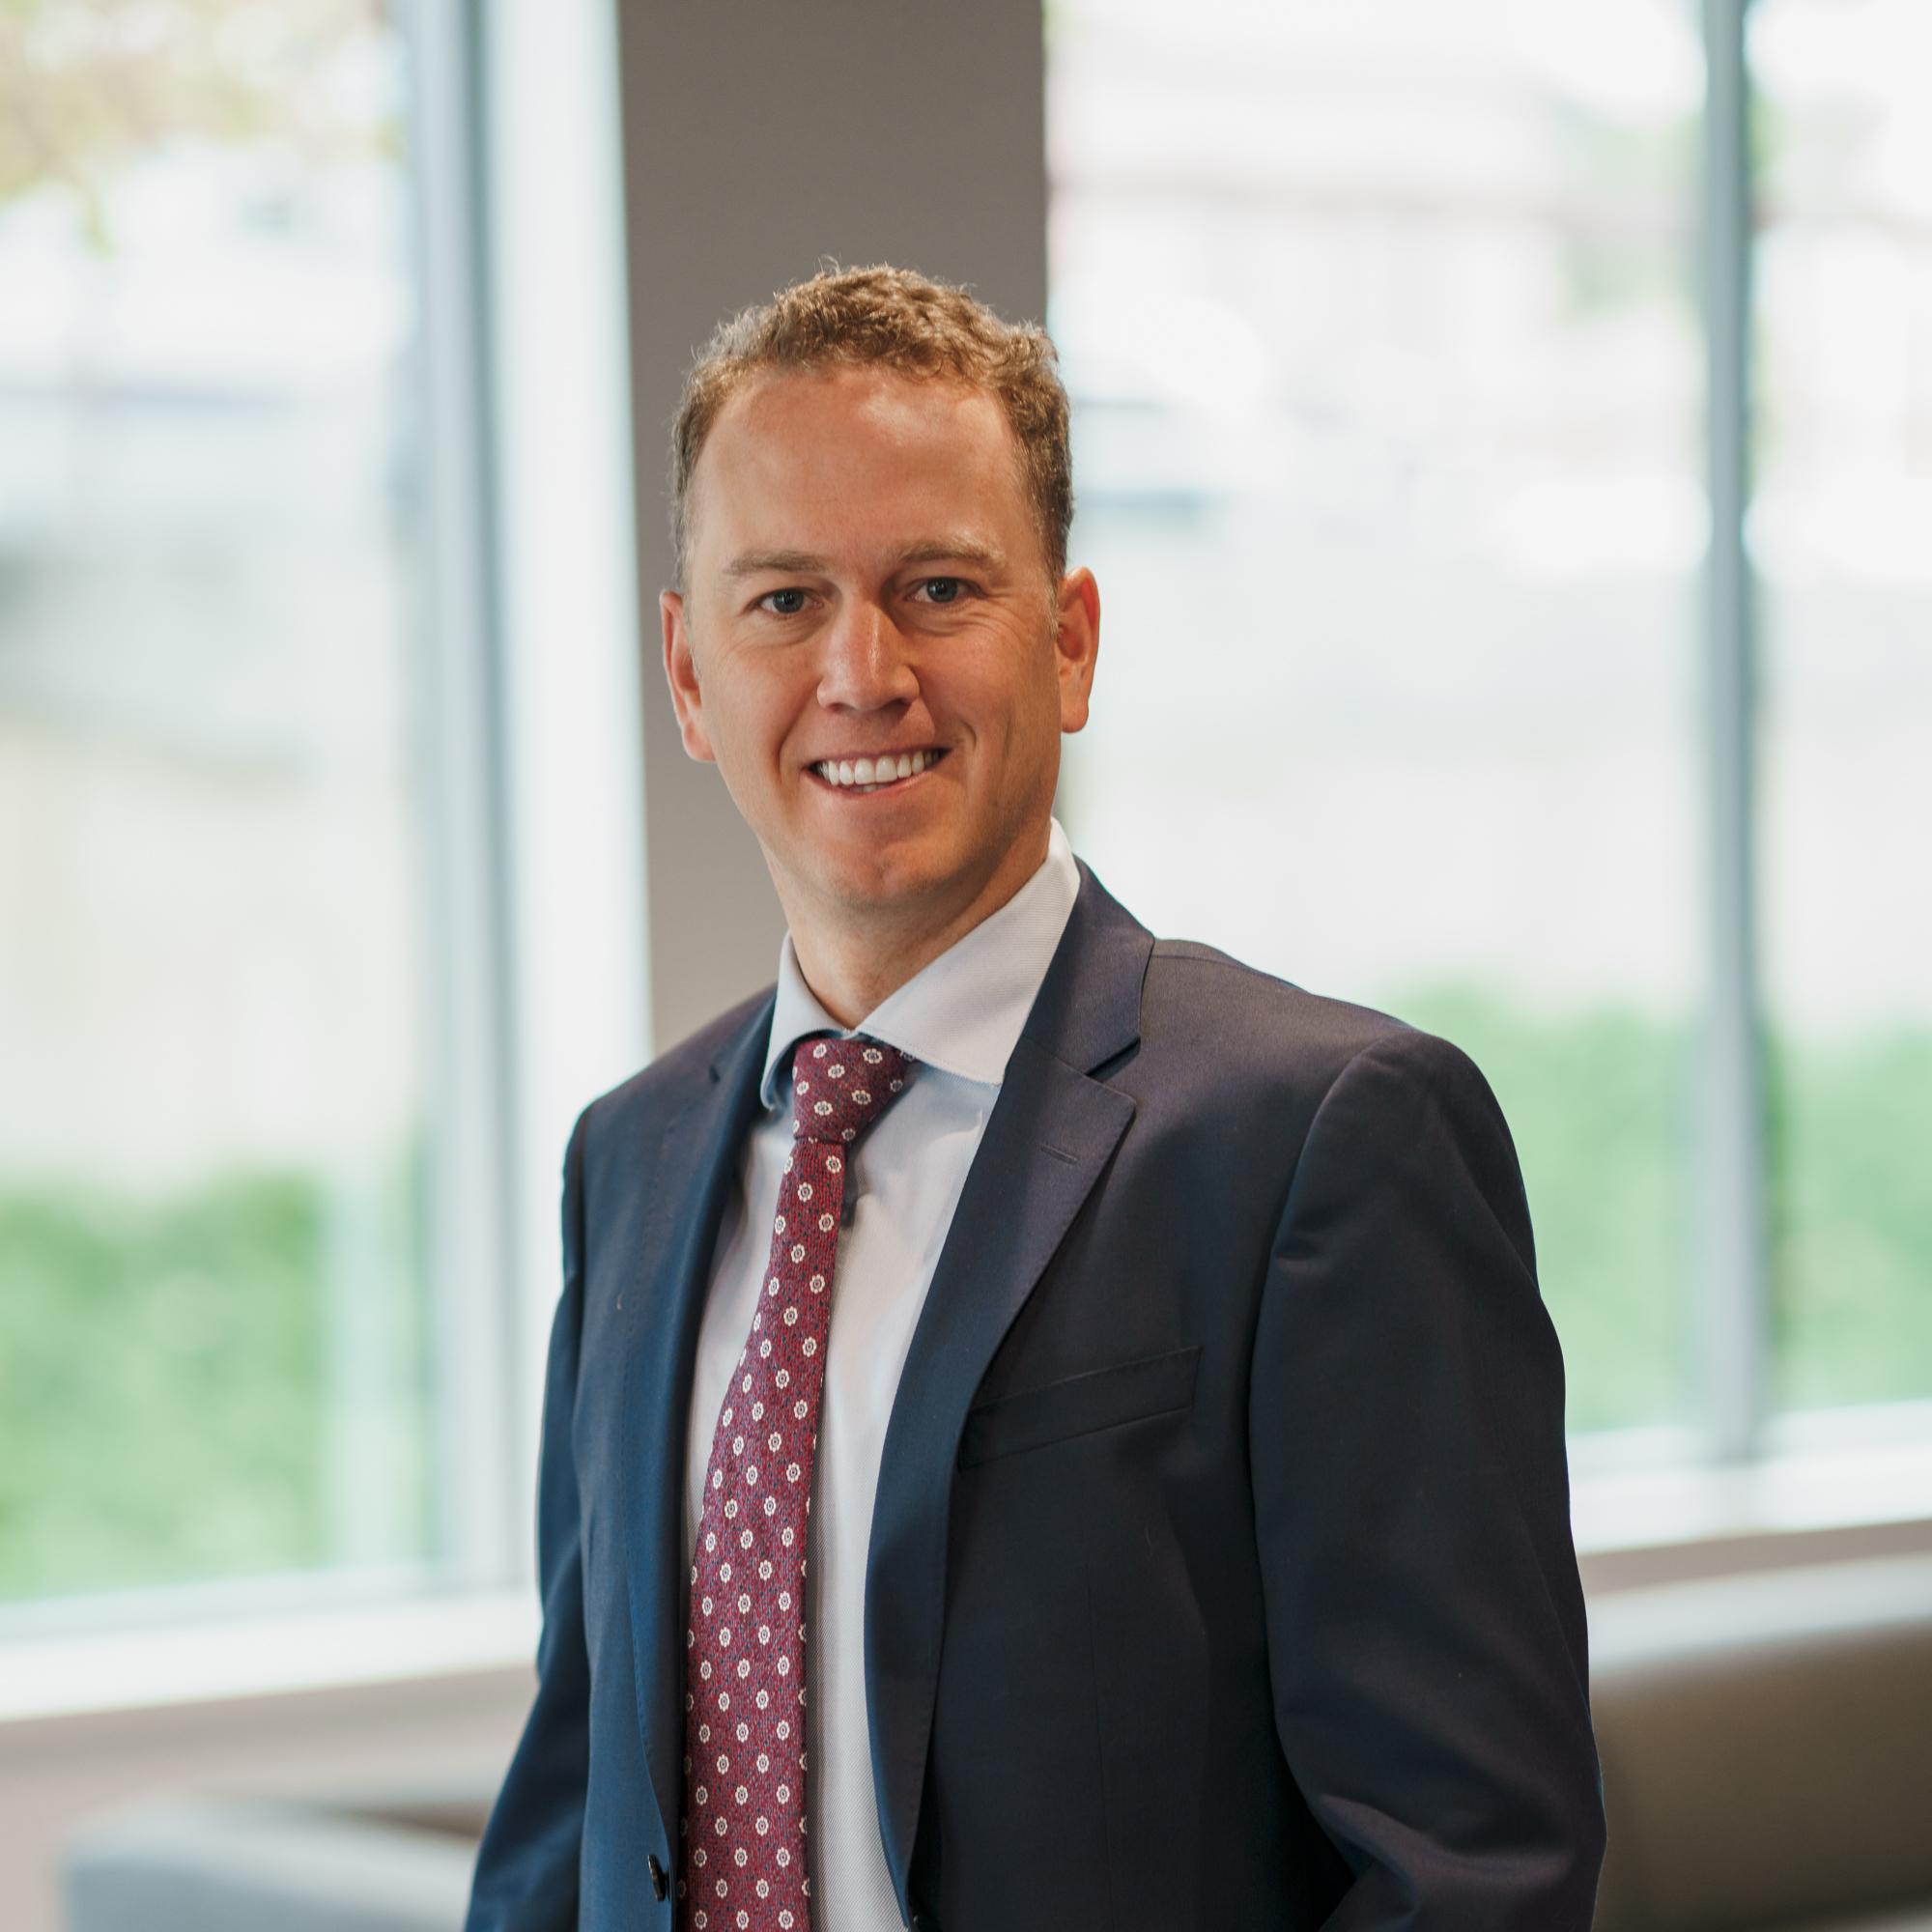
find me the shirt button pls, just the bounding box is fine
[648,1853,668,1899]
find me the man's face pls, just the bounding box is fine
[662,364,1097,934]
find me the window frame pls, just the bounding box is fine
[1695,0,1773,1468]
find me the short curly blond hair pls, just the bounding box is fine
[668,262,1072,596]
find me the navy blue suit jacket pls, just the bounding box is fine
[467,856,1606,1931]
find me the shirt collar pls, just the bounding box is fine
[758,813,1082,1109]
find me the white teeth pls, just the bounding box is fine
[812,748,943,788]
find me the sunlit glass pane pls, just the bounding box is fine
[0,1,434,1603]
[1749,0,1932,1419]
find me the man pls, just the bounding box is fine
[466,264,1605,1932]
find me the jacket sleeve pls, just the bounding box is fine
[467,1104,594,1932]
[1248,1031,1606,1930]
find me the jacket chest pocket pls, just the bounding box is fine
[957,1344,1201,1469]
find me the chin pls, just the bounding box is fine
[809,839,952,903]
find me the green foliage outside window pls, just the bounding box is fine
[0,1156,429,1605]
[5,994,1926,1606]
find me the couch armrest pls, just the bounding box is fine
[1588,1553,1932,1932]
[62,1795,475,1932]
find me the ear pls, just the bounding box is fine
[662,589,717,763]
[1053,566,1100,735]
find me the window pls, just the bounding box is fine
[0,1,452,1609]
[1046,0,1930,1456]
[0,0,647,1640]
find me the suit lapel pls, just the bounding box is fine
[614,860,1155,1908]
[865,861,1152,1920]
[617,988,773,1868]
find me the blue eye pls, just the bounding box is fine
[760,588,808,615]
[917,578,964,604]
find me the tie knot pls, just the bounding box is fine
[785,1032,917,1145]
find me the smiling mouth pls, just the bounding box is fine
[807,747,951,796]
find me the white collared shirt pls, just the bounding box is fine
[683,813,1082,1929]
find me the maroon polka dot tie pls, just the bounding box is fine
[676,1030,919,1932]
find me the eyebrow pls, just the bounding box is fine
[722,536,1009,581]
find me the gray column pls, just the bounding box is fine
[612,0,1051,1051]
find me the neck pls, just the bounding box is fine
[780,820,1052,1029]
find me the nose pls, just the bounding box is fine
[815,596,918,714]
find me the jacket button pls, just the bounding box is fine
[911,1915,940,1932]
[648,1854,668,1899]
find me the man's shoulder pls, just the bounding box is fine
[1138,935,1473,1100]
[1144,934,1416,1053]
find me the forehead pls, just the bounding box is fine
[690,364,1031,563]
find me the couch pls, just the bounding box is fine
[63,1552,1932,1931]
